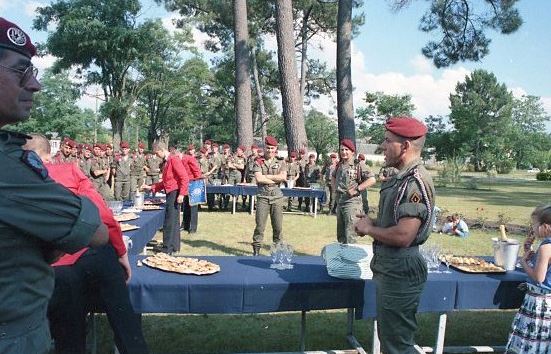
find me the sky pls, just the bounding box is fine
[2,0,550,131]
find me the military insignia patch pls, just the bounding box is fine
[21,150,48,179]
[409,191,421,203]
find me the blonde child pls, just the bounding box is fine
[506,205,551,353]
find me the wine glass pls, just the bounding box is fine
[284,243,294,269]
[270,243,279,269]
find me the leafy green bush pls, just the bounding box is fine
[536,171,551,181]
[495,159,515,174]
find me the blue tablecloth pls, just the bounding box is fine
[124,209,165,255]
[206,185,326,204]
[128,255,528,316]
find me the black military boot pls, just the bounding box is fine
[252,244,261,256]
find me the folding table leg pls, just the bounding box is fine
[346,309,367,354]
[232,195,236,214]
[314,197,318,218]
[434,313,447,354]
[372,319,381,354]
[300,310,306,351]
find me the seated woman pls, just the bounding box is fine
[441,215,454,234]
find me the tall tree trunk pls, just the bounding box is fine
[110,115,123,151]
[299,5,313,99]
[275,0,307,152]
[234,0,253,147]
[250,45,268,141]
[336,0,355,145]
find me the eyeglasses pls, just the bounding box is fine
[0,63,39,86]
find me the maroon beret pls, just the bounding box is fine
[212,143,219,148]
[100,144,108,151]
[264,136,278,147]
[237,145,245,151]
[223,143,230,149]
[204,140,212,145]
[385,116,427,139]
[299,148,306,154]
[138,142,145,149]
[105,143,113,149]
[120,141,130,149]
[200,147,207,154]
[358,154,365,161]
[290,151,297,158]
[308,153,315,159]
[251,144,258,150]
[93,143,102,149]
[0,18,36,58]
[187,144,195,151]
[330,153,337,158]
[340,139,355,152]
[64,139,76,148]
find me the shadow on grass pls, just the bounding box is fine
[182,239,250,256]
[437,187,548,208]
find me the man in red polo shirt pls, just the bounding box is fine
[142,143,189,254]
[180,145,202,233]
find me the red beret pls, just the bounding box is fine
[120,141,130,149]
[265,136,278,147]
[385,116,427,139]
[204,140,212,145]
[212,143,219,148]
[84,144,92,151]
[330,153,337,158]
[251,144,258,150]
[106,143,113,149]
[340,139,355,152]
[200,147,207,154]
[93,143,101,149]
[299,148,306,154]
[309,153,315,159]
[138,142,145,149]
[257,149,264,154]
[0,18,36,58]
[64,139,76,148]
[100,144,108,151]
[223,144,230,149]
[187,144,195,151]
[290,151,297,158]
[237,145,245,151]
[358,154,365,161]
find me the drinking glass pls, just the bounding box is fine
[283,243,294,269]
[270,243,280,269]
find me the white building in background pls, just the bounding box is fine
[50,138,61,156]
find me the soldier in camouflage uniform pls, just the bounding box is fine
[54,138,77,163]
[331,139,376,244]
[78,144,94,181]
[197,147,210,175]
[251,136,287,256]
[104,143,114,190]
[113,141,132,201]
[90,144,112,200]
[130,142,146,195]
[206,144,222,210]
[145,152,162,185]
[354,117,435,354]
[303,153,322,211]
[286,151,300,210]
[321,153,338,214]
[296,148,308,210]
[357,153,375,215]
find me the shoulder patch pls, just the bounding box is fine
[21,150,48,180]
[409,191,421,203]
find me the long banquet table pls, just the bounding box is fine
[122,208,165,255]
[125,255,527,353]
[206,184,327,217]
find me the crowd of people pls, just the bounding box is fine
[2,17,551,354]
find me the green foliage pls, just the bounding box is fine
[449,70,514,171]
[10,70,99,141]
[536,171,551,181]
[436,157,465,187]
[417,0,522,67]
[305,109,338,157]
[357,91,415,143]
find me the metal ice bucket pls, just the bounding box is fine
[493,239,520,271]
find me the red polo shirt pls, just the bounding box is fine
[152,155,189,196]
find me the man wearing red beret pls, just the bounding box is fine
[0,18,109,353]
[130,142,147,196]
[331,139,376,244]
[90,145,113,200]
[55,138,77,164]
[356,153,375,215]
[78,143,94,181]
[113,141,132,201]
[251,136,287,255]
[321,153,339,214]
[355,116,435,354]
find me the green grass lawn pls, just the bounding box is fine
[93,178,551,353]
